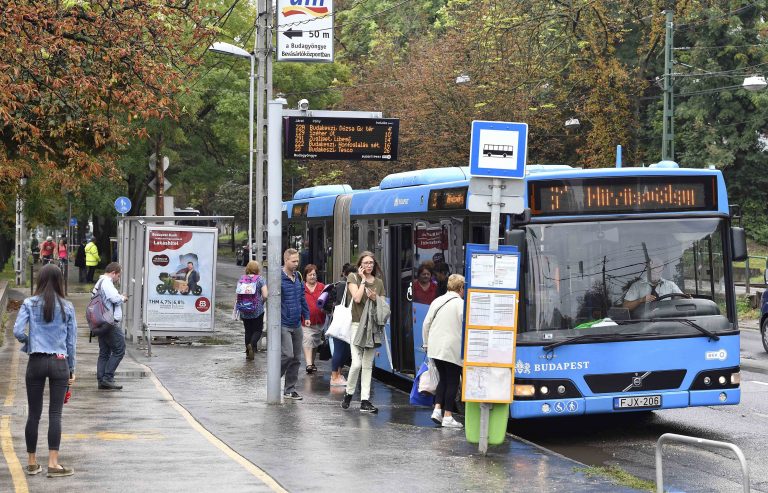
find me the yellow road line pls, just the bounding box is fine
[138,362,288,493]
[1,416,28,493]
[4,340,20,407]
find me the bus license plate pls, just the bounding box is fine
[614,395,661,409]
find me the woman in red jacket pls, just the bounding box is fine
[302,264,325,373]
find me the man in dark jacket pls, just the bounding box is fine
[74,238,87,283]
[281,248,310,400]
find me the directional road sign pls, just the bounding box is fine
[148,177,172,193]
[469,121,528,179]
[277,0,334,63]
[115,196,132,214]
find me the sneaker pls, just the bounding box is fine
[441,416,463,428]
[26,464,42,475]
[330,376,347,387]
[360,400,378,414]
[47,465,74,477]
[283,391,303,400]
[430,408,443,425]
[246,344,254,360]
[341,393,353,409]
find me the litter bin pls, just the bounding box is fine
[464,402,509,445]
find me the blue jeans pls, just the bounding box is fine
[331,337,351,372]
[97,325,125,383]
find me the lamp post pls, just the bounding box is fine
[208,41,257,262]
[15,175,27,287]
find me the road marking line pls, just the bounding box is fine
[4,340,21,407]
[1,415,28,493]
[747,380,768,387]
[138,362,288,492]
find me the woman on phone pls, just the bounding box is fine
[13,264,77,477]
[341,251,386,414]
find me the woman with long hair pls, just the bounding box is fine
[341,251,386,414]
[236,260,268,360]
[13,264,77,477]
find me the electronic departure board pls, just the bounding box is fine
[284,117,399,161]
[529,176,717,216]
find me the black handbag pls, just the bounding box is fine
[318,337,332,361]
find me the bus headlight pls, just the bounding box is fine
[718,376,727,385]
[730,372,741,385]
[540,386,549,395]
[703,377,711,386]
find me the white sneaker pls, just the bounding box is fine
[430,408,443,425]
[441,416,463,428]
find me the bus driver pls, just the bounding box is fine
[622,257,682,312]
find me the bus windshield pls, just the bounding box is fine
[522,218,732,342]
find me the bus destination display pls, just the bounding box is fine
[284,117,399,161]
[529,176,717,216]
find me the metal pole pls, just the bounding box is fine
[661,8,675,161]
[254,0,267,262]
[248,54,255,262]
[15,193,25,287]
[745,256,751,294]
[266,98,287,404]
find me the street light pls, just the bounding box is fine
[208,41,256,262]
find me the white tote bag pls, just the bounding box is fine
[326,282,353,343]
[419,358,440,395]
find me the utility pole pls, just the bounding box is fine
[661,7,675,161]
[254,0,272,262]
[155,135,165,216]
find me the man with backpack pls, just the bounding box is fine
[91,262,126,390]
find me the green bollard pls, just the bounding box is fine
[464,402,510,445]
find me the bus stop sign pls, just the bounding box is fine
[469,121,528,179]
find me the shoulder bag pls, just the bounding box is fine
[325,280,353,343]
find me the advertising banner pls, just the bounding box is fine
[143,226,217,332]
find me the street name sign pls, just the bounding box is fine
[469,121,528,179]
[277,0,334,63]
[284,116,399,160]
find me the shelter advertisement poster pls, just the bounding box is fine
[143,226,217,331]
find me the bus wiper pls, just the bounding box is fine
[542,332,660,352]
[618,318,720,341]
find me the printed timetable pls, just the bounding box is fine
[284,117,399,161]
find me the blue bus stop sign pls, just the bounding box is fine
[114,196,132,214]
[469,121,528,179]
[69,217,77,226]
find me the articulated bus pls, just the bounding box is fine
[283,164,747,419]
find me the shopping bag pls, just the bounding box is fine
[325,284,352,343]
[419,358,440,395]
[410,360,434,407]
[318,337,332,361]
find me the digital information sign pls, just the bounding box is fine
[529,176,717,216]
[284,117,399,161]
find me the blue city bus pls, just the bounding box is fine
[284,163,748,418]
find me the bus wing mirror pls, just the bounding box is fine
[731,227,748,262]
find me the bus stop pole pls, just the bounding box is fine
[266,98,287,404]
[479,177,504,455]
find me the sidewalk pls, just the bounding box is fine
[0,287,642,492]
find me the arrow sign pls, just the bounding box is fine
[148,178,172,193]
[283,28,303,39]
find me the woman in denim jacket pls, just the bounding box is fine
[13,264,77,478]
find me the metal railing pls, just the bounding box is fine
[656,433,750,493]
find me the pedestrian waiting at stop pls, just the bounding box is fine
[302,264,325,374]
[93,262,127,390]
[422,274,466,428]
[236,260,268,360]
[74,238,87,283]
[84,236,100,283]
[321,263,355,387]
[281,248,310,400]
[13,264,77,477]
[342,251,388,414]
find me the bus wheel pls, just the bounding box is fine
[502,153,507,158]
[485,152,491,157]
[156,284,166,294]
[761,317,768,353]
